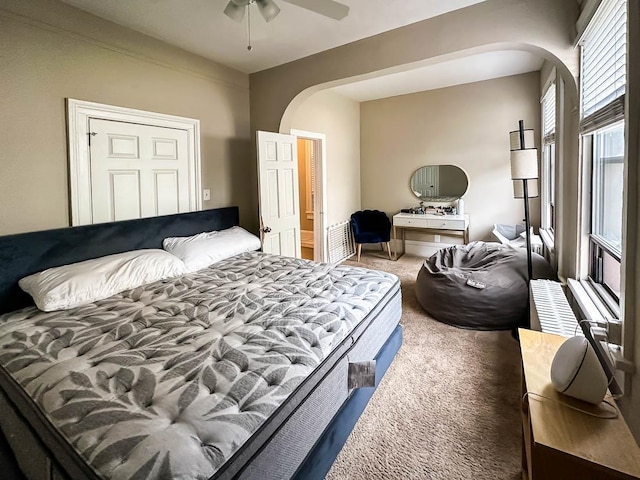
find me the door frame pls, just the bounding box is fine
[290,129,327,262]
[67,98,202,226]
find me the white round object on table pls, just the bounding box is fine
[550,336,608,405]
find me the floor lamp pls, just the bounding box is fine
[509,120,539,283]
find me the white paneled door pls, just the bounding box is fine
[414,165,439,197]
[257,131,301,258]
[89,118,190,223]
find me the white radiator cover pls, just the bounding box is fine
[327,221,355,264]
[529,279,580,337]
[530,280,625,395]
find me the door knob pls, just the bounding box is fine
[262,227,272,233]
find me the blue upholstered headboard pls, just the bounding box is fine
[0,207,240,314]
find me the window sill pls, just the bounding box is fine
[567,279,607,322]
[567,278,629,395]
[567,278,621,344]
[539,228,555,253]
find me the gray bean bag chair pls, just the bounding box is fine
[415,241,556,330]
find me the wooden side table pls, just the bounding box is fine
[519,328,640,479]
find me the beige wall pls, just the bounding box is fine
[290,90,361,226]
[252,0,578,132]
[0,0,253,235]
[251,0,580,275]
[360,72,541,242]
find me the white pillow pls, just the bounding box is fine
[19,249,186,312]
[519,228,535,239]
[163,226,261,273]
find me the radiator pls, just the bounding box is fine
[530,280,625,395]
[529,279,580,337]
[327,221,355,263]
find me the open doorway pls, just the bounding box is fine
[291,129,327,262]
[297,137,315,260]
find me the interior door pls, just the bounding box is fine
[421,165,440,197]
[89,118,190,223]
[257,131,301,258]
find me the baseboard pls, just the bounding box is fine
[361,242,391,251]
[395,239,454,257]
[361,239,455,258]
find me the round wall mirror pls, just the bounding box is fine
[410,165,469,201]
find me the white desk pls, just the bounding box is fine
[392,212,470,260]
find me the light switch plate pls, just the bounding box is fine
[203,189,211,201]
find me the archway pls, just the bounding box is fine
[277,42,579,279]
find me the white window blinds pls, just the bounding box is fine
[580,0,626,123]
[542,84,556,143]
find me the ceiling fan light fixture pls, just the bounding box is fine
[223,1,246,22]
[256,0,281,22]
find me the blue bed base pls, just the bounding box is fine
[294,324,403,479]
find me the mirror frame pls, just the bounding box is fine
[409,164,469,202]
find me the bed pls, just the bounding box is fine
[0,207,403,480]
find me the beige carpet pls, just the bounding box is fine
[325,251,522,480]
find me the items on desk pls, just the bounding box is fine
[400,204,454,215]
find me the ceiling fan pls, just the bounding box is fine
[223,0,350,23]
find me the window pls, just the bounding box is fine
[580,0,626,305]
[590,123,624,299]
[581,0,626,118]
[541,84,556,233]
[591,123,624,253]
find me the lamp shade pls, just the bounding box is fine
[510,149,539,179]
[509,129,535,150]
[513,179,539,198]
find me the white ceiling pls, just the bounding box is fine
[59,0,490,73]
[330,50,545,102]
[58,0,545,102]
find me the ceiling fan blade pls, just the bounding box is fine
[224,1,246,22]
[256,0,281,22]
[282,0,349,20]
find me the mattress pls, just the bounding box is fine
[0,252,400,480]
